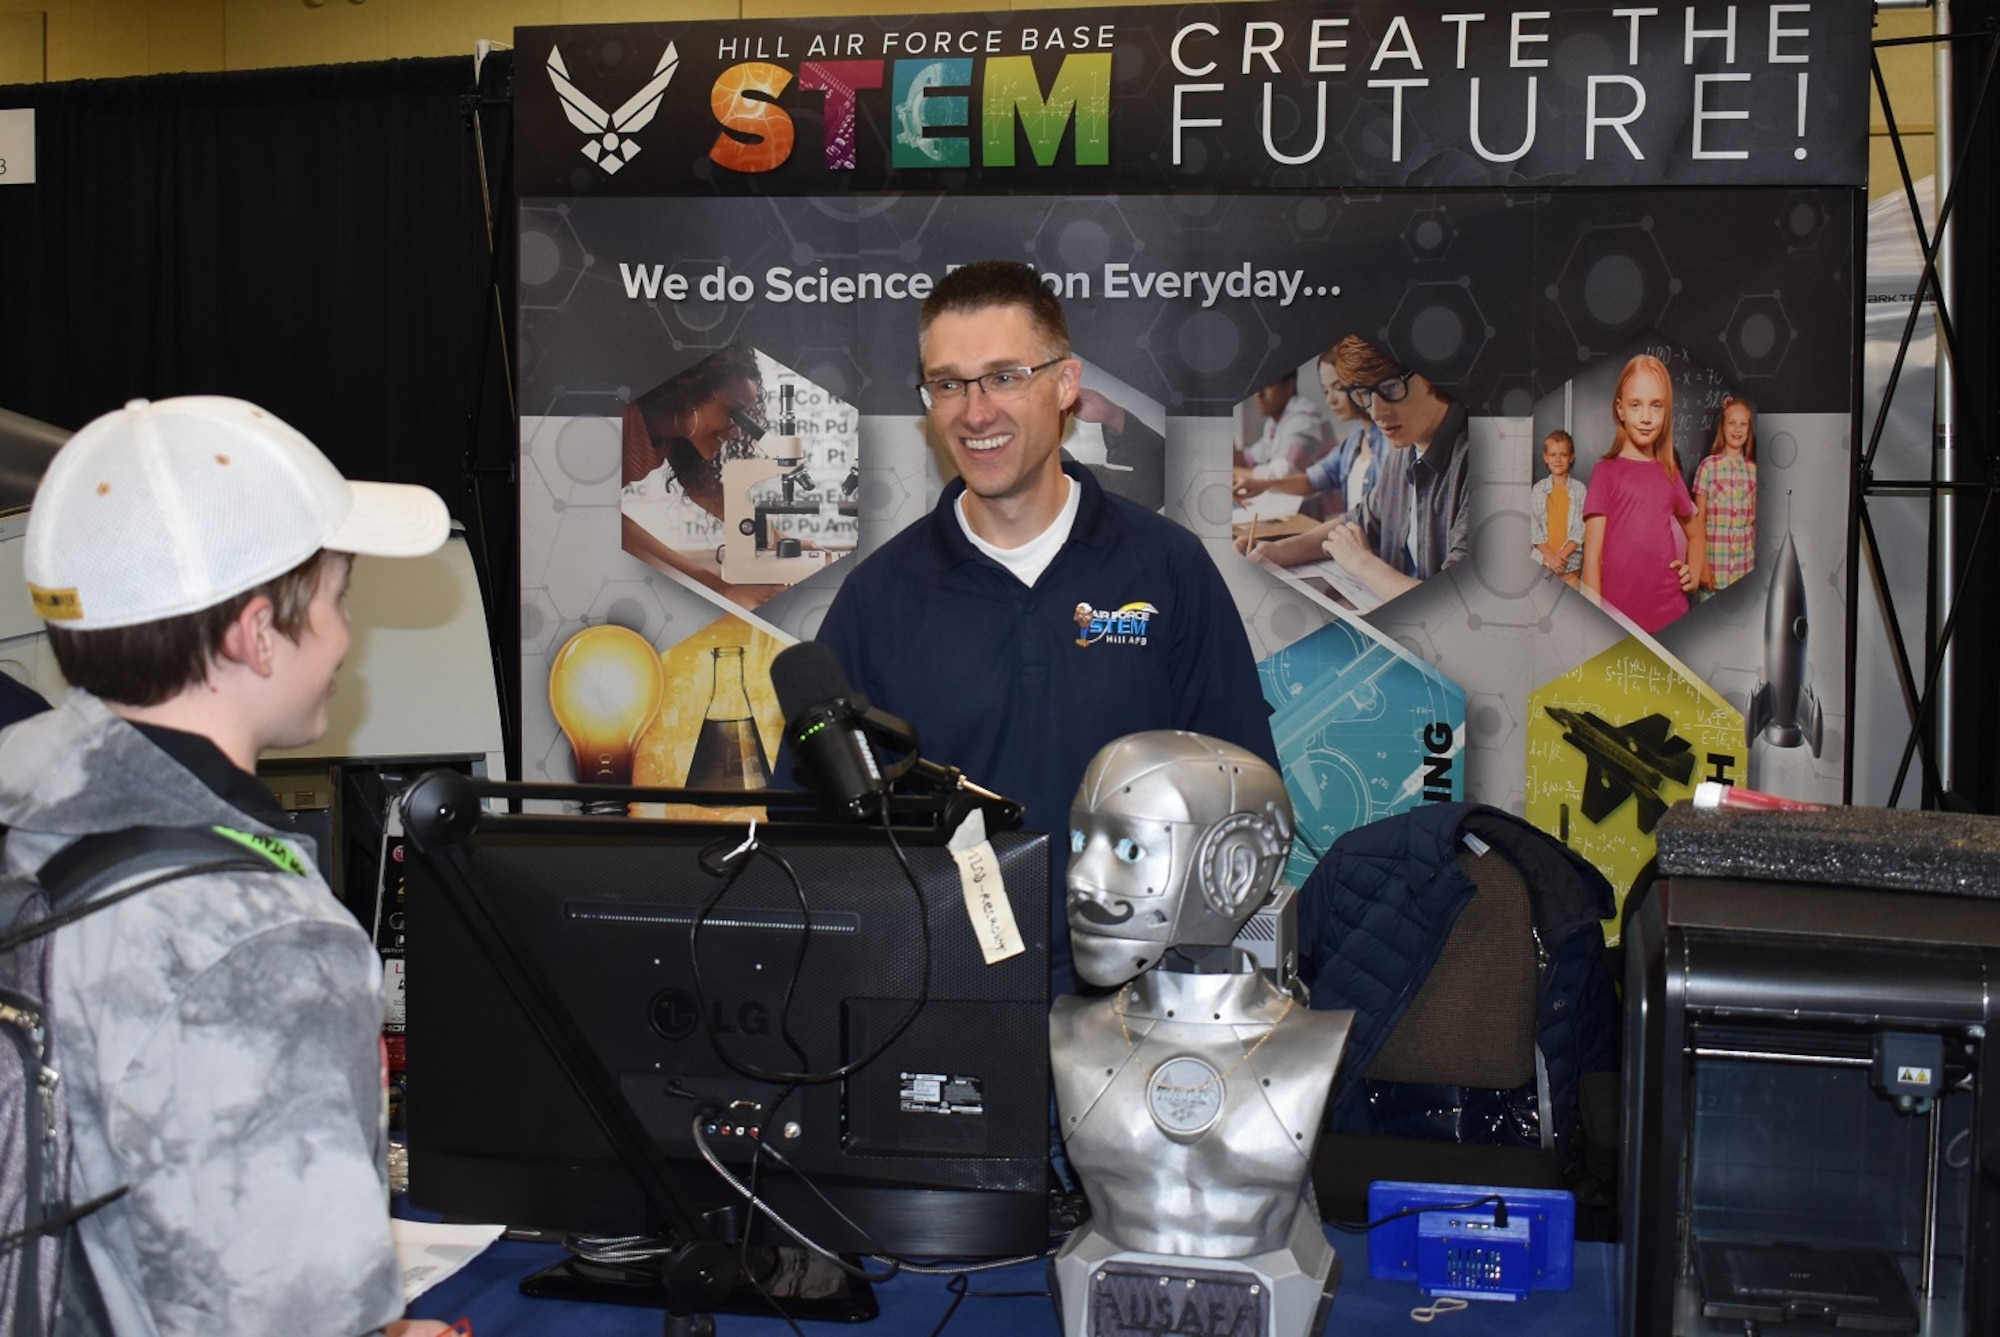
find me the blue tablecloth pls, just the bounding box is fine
[406,1228,1621,1335]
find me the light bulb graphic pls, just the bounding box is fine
[548,624,666,789]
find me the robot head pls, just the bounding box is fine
[1065,731,1293,988]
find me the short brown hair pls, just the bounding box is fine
[919,261,1071,361]
[48,549,337,707]
[1544,429,1575,455]
[1329,335,1401,390]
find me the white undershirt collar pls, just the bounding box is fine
[956,476,1080,587]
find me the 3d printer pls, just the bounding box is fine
[1624,804,2000,1336]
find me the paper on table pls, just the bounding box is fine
[1231,491,1305,520]
[1286,557,1384,613]
[392,1217,508,1302]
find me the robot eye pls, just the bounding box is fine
[1114,837,1145,864]
[1070,829,1086,854]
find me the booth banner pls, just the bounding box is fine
[516,1,1864,921]
[512,2,1867,195]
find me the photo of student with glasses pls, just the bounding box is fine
[1237,334,1470,604]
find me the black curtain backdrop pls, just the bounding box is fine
[0,55,521,770]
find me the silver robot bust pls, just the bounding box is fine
[1050,731,1352,1337]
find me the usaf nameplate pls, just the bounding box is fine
[1088,1260,1268,1337]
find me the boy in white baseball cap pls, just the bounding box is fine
[0,397,454,1336]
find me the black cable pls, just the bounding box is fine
[734,1190,807,1337]
[684,839,814,1084]
[669,808,945,1278]
[927,1274,973,1337]
[693,838,814,1076]
[677,1102,900,1286]
[662,1082,894,1285]
[926,1272,1054,1337]
[684,817,933,1086]
[1327,1193,1510,1233]
[740,1132,902,1284]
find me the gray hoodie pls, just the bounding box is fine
[0,691,401,1336]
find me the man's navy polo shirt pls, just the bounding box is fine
[816,464,1277,995]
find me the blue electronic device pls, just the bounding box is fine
[1366,1181,1577,1299]
[1415,1208,1534,1300]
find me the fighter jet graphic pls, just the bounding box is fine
[1543,706,1696,835]
[547,44,680,175]
[1744,532,1824,756]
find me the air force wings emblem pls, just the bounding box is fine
[547,44,679,175]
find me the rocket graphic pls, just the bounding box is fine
[1745,532,1823,755]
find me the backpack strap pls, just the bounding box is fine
[0,820,300,1328]
[0,827,298,957]
[0,1187,127,1258]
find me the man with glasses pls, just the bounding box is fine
[811,260,1276,998]
[1238,334,1469,604]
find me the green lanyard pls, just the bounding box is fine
[209,826,310,877]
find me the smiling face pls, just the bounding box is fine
[1615,362,1672,459]
[1720,402,1752,453]
[1543,435,1574,479]
[266,553,353,751]
[920,302,1079,535]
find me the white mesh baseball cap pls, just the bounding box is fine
[24,396,450,629]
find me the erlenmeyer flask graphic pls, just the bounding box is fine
[686,645,772,788]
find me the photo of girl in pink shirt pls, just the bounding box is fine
[1580,354,1705,633]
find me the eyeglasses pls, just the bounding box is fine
[917,358,1065,410]
[1343,370,1415,412]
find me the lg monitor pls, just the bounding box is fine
[398,772,1053,1313]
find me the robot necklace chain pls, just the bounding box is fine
[1113,987,1296,1093]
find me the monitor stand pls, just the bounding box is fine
[521,1244,879,1325]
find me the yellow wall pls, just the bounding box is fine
[0,12,44,82]
[1,0,1172,81]
[1871,7,1939,201]
[224,0,738,75]
[3,1,223,82]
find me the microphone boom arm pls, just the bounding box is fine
[852,699,1023,831]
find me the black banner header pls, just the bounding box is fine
[515,1,1870,197]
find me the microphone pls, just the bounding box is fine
[771,641,885,819]
[769,642,1023,829]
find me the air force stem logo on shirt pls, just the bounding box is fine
[1073,601,1158,647]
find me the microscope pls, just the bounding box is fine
[720,383,858,585]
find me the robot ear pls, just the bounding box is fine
[1194,812,1287,920]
